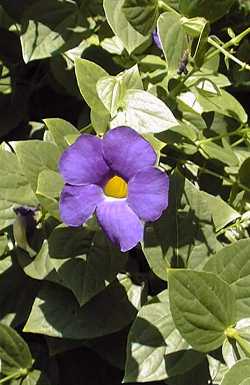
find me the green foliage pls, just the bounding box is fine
[0,0,249,384]
[168,269,236,352]
[179,0,236,22]
[0,323,32,375]
[204,239,250,319]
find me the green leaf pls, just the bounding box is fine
[14,140,60,192]
[121,65,144,90]
[0,323,32,375]
[36,170,63,219]
[18,226,128,307]
[202,193,240,232]
[195,89,248,123]
[122,0,159,35]
[20,0,86,62]
[20,370,51,385]
[23,275,144,339]
[90,108,110,135]
[75,58,109,113]
[193,21,210,68]
[48,227,128,306]
[103,0,148,54]
[181,16,207,37]
[96,76,125,118]
[0,234,8,256]
[125,296,195,382]
[143,172,222,277]
[43,118,79,151]
[0,149,38,230]
[0,255,38,328]
[157,11,189,75]
[168,269,236,352]
[220,359,250,385]
[111,89,178,134]
[200,141,239,167]
[179,0,236,22]
[239,158,250,189]
[204,239,250,320]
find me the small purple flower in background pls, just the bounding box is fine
[59,126,169,252]
[152,30,162,50]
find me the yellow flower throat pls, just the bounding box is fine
[104,175,128,198]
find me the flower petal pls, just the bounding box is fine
[59,135,111,185]
[60,184,104,226]
[96,199,143,252]
[102,126,156,180]
[128,167,169,221]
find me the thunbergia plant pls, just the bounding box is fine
[59,126,169,251]
[0,0,250,385]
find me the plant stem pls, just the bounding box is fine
[206,27,250,62]
[198,165,250,192]
[196,127,248,145]
[0,371,22,384]
[207,35,250,71]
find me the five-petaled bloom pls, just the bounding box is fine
[59,126,169,252]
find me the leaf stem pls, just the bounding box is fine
[198,165,250,192]
[207,35,250,71]
[196,127,248,145]
[205,27,250,62]
[0,369,27,384]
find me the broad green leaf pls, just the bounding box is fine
[0,149,38,230]
[0,323,32,375]
[179,0,236,22]
[125,296,199,382]
[0,256,38,328]
[19,226,128,306]
[14,140,60,192]
[101,36,124,55]
[220,359,250,385]
[20,370,51,385]
[195,89,248,123]
[181,16,207,37]
[18,241,57,282]
[96,76,125,117]
[222,338,247,368]
[158,11,189,75]
[239,158,250,189]
[43,118,79,151]
[20,0,86,62]
[143,172,221,278]
[111,89,178,134]
[47,227,128,306]
[103,0,148,54]
[122,0,159,35]
[96,65,143,118]
[75,58,109,113]
[121,65,143,90]
[36,170,63,219]
[0,234,7,256]
[203,193,240,232]
[24,275,144,339]
[200,141,239,167]
[204,239,250,320]
[168,269,236,352]
[90,108,110,135]
[193,21,210,68]
[207,355,228,385]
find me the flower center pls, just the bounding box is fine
[104,175,128,198]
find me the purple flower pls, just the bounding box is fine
[59,126,169,252]
[152,30,162,50]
